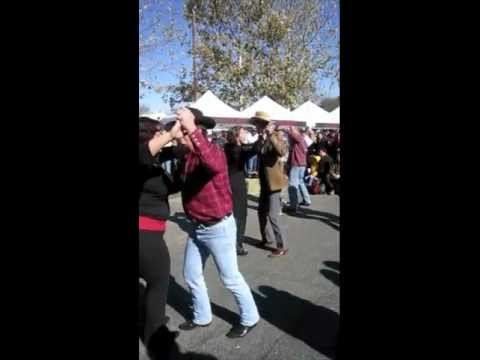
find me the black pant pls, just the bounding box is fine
[332,177,340,195]
[234,213,247,250]
[233,197,247,250]
[231,176,248,250]
[139,230,170,345]
[320,174,334,193]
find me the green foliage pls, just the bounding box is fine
[167,0,339,110]
[139,0,188,99]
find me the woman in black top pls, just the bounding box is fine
[138,117,182,359]
[224,126,257,256]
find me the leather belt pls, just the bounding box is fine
[193,213,232,227]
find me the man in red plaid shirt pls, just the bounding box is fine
[174,107,259,339]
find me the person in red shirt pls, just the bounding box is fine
[174,107,260,339]
[286,126,312,213]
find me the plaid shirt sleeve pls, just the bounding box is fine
[189,128,225,174]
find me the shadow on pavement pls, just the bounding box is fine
[253,285,339,359]
[285,207,340,231]
[321,261,340,287]
[140,333,219,360]
[169,341,219,360]
[243,236,276,252]
[167,276,239,326]
[301,208,339,223]
[170,350,219,360]
[324,261,340,271]
[320,269,340,287]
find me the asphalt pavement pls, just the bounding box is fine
[140,192,340,360]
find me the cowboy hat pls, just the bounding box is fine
[249,111,271,124]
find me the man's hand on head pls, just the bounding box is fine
[176,108,197,134]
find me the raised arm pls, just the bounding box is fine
[288,127,304,144]
[148,121,182,155]
[188,128,226,174]
[176,108,226,174]
[269,132,288,157]
[139,120,182,166]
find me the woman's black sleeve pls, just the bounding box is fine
[240,143,258,159]
[139,143,155,167]
[155,146,177,163]
[154,144,191,163]
[224,144,241,167]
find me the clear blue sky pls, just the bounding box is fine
[140,0,339,113]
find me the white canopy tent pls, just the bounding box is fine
[291,101,330,128]
[324,107,340,124]
[190,90,241,118]
[240,96,293,121]
[139,112,166,121]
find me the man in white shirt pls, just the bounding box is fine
[245,129,258,144]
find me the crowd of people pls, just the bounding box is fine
[138,107,340,359]
[209,125,340,195]
[161,123,341,200]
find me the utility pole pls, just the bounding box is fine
[191,7,198,101]
[238,54,243,110]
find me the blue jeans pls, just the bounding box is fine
[183,214,259,326]
[246,155,258,175]
[288,166,311,208]
[162,160,172,175]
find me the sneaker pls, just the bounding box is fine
[300,201,311,206]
